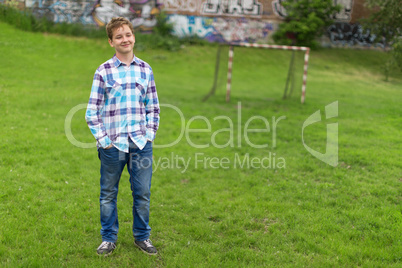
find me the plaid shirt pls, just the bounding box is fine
[85,55,160,152]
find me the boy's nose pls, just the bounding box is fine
[122,36,129,42]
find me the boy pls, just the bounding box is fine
[85,17,160,256]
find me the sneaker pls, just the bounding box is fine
[97,241,116,256]
[134,239,158,255]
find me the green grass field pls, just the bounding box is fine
[0,22,401,267]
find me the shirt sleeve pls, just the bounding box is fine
[85,70,112,148]
[144,68,160,141]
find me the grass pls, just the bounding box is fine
[0,21,401,267]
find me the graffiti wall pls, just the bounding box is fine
[8,0,379,46]
[167,14,274,43]
[162,0,363,21]
[326,22,386,48]
[164,0,377,45]
[25,0,161,30]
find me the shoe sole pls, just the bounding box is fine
[134,243,158,255]
[97,250,114,257]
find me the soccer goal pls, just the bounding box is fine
[203,43,310,104]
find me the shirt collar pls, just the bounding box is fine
[112,54,138,67]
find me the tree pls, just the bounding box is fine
[273,0,341,48]
[363,0,401,44]
[362,0,402,79]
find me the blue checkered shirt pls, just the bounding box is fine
[85,55,160,152]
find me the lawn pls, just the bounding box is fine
[0,21,401,267]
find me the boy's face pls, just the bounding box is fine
[108,25,135,56]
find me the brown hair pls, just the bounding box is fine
[106,17,134,40]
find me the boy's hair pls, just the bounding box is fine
[106,17,134,40]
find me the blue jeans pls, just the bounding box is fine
[97,139,153,243]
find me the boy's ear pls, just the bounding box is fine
[108,38,114,47]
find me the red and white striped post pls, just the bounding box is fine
[226,45,234,102]
[301,48,310,104]
[226,42,310,103]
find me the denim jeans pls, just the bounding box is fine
[97,139,153,243]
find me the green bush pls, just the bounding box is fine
[273,0,341,48]
[152,10,173,37]
[392,38,402,71]
[360,0,402,80]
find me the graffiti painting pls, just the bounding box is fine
[326,23,385,47]
[163,0,198,12]
[201,0,262,17]
[167,14,274,43]
[92,0,159,29]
